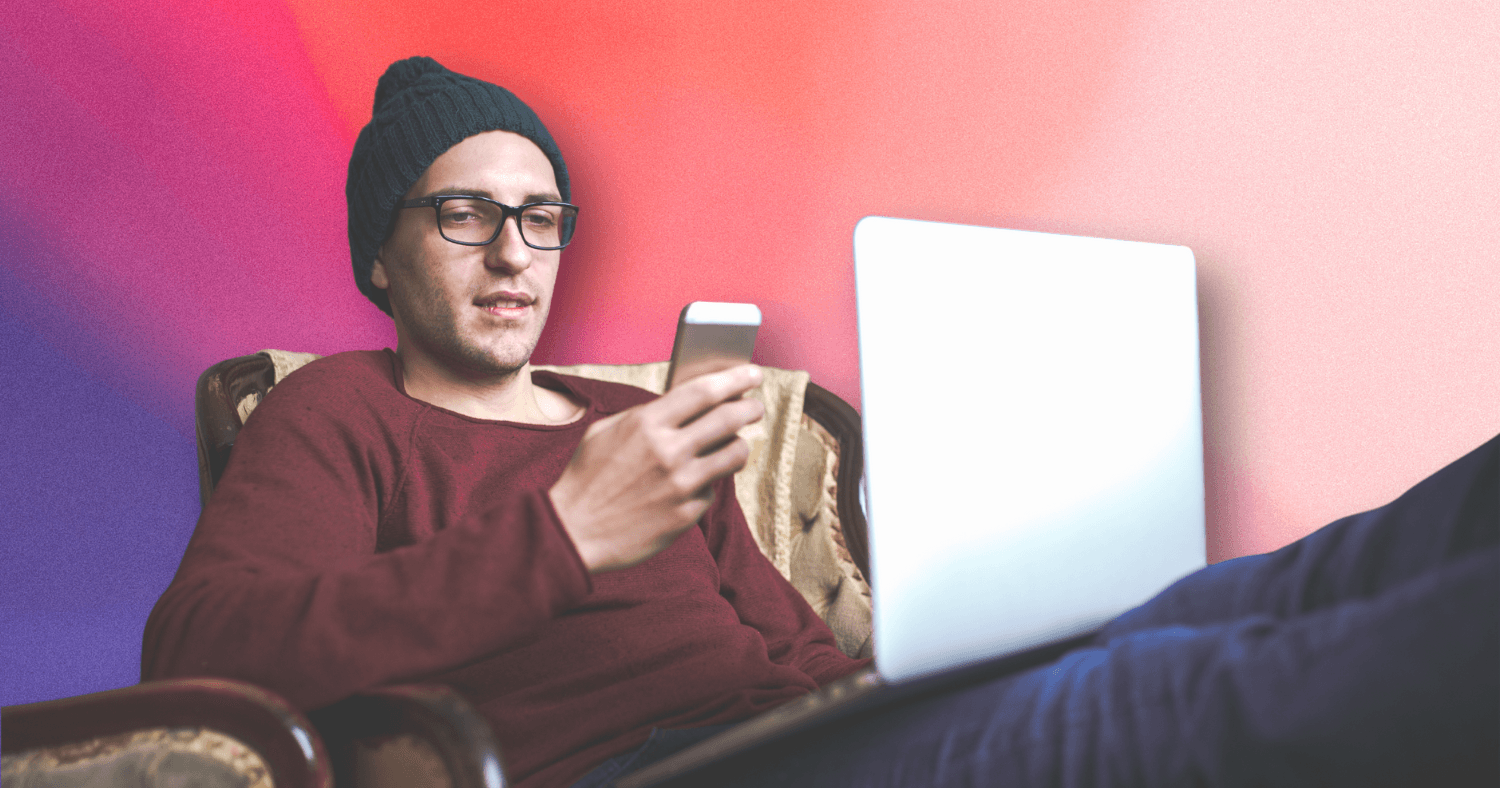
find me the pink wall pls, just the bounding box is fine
[2,0,1497,703]
[1021,2,1500,557]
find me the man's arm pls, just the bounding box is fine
[552,362,863,682]
[700,473,872,686]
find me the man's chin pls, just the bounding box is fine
[448,341,539,380]
[391,304,547,382]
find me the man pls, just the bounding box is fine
[145,57,1498,788]
[144,56,864,788]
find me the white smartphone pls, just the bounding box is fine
[665,302,761,391]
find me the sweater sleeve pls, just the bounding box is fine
[141,358,594,711]
[700,478,871,687]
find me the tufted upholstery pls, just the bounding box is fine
[0,678,331,788]
[2,728,270,788]
[785,417,873,658]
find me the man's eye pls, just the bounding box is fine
[522,211,557,228]
[442,210,482,225]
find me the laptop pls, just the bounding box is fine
[617,216,1207,787]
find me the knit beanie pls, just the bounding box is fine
[346,56,571,315]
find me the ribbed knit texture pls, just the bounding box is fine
[346,56,571,315]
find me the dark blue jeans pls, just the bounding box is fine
[587,434,1499,788]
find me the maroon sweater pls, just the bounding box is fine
[142,350,865,788]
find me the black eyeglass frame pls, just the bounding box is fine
[398,195,579,250]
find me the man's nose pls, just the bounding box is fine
[485,215,533,273]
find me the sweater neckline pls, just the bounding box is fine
[381,349,598,430]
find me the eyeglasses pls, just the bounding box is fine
[399,195,579,250]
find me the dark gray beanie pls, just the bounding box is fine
[346,56,571,315]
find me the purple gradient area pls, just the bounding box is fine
[2,2,392,430]
[1,3,397,707]
[0,265,201,706]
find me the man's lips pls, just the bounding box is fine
[475,291,535,314]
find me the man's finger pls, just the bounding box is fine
[681,397,764,457]
[684,436,752,492]
[651,365,763,427]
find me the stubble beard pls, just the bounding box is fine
[395,282,549,383]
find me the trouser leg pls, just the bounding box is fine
[709,547,1498,788]
[1098,431,1498,641]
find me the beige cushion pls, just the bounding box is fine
[350,735,449,788]
[0,728,272,788]
[785,416,874,659]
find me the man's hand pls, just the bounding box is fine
[549,365,765,573]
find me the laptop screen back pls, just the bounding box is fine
[852,217,1207,683]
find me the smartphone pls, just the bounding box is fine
[665,302,761,391]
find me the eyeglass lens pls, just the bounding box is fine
[437,199,577,249]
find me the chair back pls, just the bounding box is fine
[195,354,276,508]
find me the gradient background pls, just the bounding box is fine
[3,1,1497,706]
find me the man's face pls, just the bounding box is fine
[372,130,562,380]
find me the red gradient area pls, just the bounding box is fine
[6,0,1144,422]
[283,0,1144,405]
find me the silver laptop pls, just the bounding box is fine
[619,216,1206,787]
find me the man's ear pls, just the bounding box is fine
[370,253,390,290]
